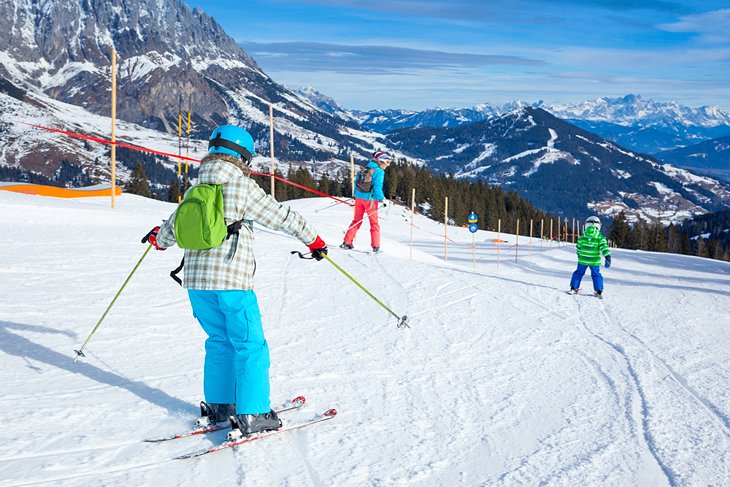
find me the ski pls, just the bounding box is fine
[145,395,306,443]
[175,408,337,459]
[338,247,370,255]
[566,289,604,299]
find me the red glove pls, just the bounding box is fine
[307,235,327,261]
[142,226,166,251]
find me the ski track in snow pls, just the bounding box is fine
[1,192,729,486]
[568,290,730,486]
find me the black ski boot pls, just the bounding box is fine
[340,242,354,250]
[196,402,236,428]
[372,247,380,253]
[228,410,282,440]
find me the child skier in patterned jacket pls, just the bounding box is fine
[143,125,328,437]
[569,216,612,297]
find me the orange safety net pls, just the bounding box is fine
[0,183,122,198]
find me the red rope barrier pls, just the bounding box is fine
[17,121,201,162]
[410,223,528,250]
[17,121,354,206]
[268,174,352,205]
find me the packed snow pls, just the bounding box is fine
[1,189,729,486]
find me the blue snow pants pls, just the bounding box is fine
[187,289,271,414]
[570,264,604,292]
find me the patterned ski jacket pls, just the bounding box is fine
[576,226,611,267]
[156,154,317,290]
[353,161,385,201]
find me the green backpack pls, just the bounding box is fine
[174,184,229,249]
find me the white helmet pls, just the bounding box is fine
[586,216,601,229]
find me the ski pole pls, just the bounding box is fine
[315,197,353,213]
[73,244,153,362]
[342,202,386,234]
[321,253,409,328]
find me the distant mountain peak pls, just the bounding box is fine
[384,105,730,224]
[549,94,730,127]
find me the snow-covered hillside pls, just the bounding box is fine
[1,190,729,486]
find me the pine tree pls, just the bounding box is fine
[667,224,683,254]
[609,211,630,247]
[696,236,707,258]
[317,171,332,196]
[274,169,289,202]
[168,181,180,203]
[708,239,724,260]
[181,175,192,195]
[385,164,399,200]
[633,218,650,250]
[648,223,667,252]
[126,161,152,198]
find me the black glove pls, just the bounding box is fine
[605,255,612,268]
[307,235,328,261]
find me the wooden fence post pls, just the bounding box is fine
[529,219,533,255]
[444,196,449,262]
[269,104,275,196]
[572,218,576,243]
[410,188,415,260]
[497,219,501,270]
[550,219,553,242]
[185,109,191,174]
[110,49,117,208]
[350,153,355,197]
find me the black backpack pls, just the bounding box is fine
[355,165,375,193]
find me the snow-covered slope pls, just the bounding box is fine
[1,190,729,486]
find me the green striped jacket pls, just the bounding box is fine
[576,226,611,266]
[156,154,317,290]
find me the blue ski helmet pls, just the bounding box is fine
[208,125,255,163]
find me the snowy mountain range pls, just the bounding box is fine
[295,87,520,133]
[552,95,730,154]
[349,105,505,133]
[297,89,730,155]
[0,0,384,182]
[385,107,730,224]
[549,94,730,128]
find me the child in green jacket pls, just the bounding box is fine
[569,216,612,297]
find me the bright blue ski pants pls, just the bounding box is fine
[570,264,604,292]
[188,290,270,414]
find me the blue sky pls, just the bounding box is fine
[189,0,730,111]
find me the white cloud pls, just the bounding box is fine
[660,8,730,43]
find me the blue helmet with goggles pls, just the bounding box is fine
[208,125,255,163]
